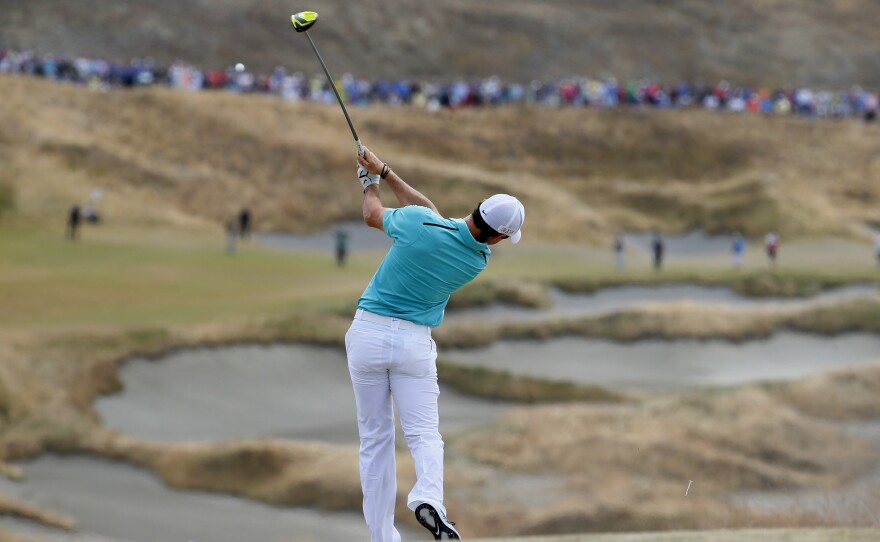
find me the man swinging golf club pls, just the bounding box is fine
[346,146,525,541]
[289,11,523,539]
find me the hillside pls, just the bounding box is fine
[1,75,879,242]
[3,0,880,87]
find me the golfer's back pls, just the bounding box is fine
[357,205,490,327]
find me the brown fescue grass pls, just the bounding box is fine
[0,294,879,534]
[453,387,876,536]
[787,298,880,335]
[510,497,825,537]
[437,359,625,404]
[0,532,44,542]
[552,271,880,300]
[468,528,880,542]
[81,433,365,511]
[458,390,873,492]
[450,280,553,310]
[2,76,880,243]
[777,365,880,421]
[0,494,76,531]
[71,430,430,533]
[436,297,880,349]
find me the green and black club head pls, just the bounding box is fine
[291,11,318,32]
[290,9,364,154]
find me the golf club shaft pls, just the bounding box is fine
[304,31,364,155]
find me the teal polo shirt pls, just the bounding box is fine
[357,205,491,327]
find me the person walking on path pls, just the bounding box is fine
[346,145,525,541]
[614,234,625,272]
[335,229,349,267]
[765,231,779,265]
[651,232,665,270]
[731,232,746,269]
[66,204,81,240]
[238,208,251,238]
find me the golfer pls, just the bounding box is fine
[347,146,524,541]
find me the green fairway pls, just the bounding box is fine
[0,225,384,330]
[1,224,877,332]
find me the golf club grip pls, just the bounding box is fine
[304,32,361,145]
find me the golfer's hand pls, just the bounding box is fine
[357,146,384,176]
[357,165,380,190]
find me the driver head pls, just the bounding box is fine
[291,11,318,32]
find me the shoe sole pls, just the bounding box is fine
[415,503,461,540]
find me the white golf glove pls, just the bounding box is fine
[357,165,380,191]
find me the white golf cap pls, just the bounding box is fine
[479,194,525,244]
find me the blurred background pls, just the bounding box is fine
[0,1,879,541]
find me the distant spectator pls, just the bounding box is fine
[865,93,878,122]
[765,231,779,265]
[83,203,100,224]
[731,232,746,268]
[87,188,103,223]
[614,234,625,271]
[2,47,879,123]
[335,229,349,267]
[66,204,81,240]
[651,232,664,270]
[238,208,251,238]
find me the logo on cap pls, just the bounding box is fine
[480,194,525,244]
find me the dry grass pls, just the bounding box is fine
[453,386,876,535]
[468,529,880,542]
[0,532,44,542]
[552,270,880,300]
[435,297,880,348]
[0,302,878,536]
[458,390,872,491]
[778,365,880,421]
[0,495,76,531]
[450,279,553,310]
[80,433,365,511]
[437,359,624,404]
[1,76,879,244]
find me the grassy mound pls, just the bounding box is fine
[2,76,879,243]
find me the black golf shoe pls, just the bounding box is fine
[415,502,461,540]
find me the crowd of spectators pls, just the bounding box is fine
[2,48,878,121]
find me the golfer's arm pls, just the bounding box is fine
[383,170,439,215]
[362,185,388,231]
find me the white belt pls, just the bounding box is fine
[354,309,431,336]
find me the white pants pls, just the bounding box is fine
[345,310,445,542]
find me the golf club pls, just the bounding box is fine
[291,11,364,156]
